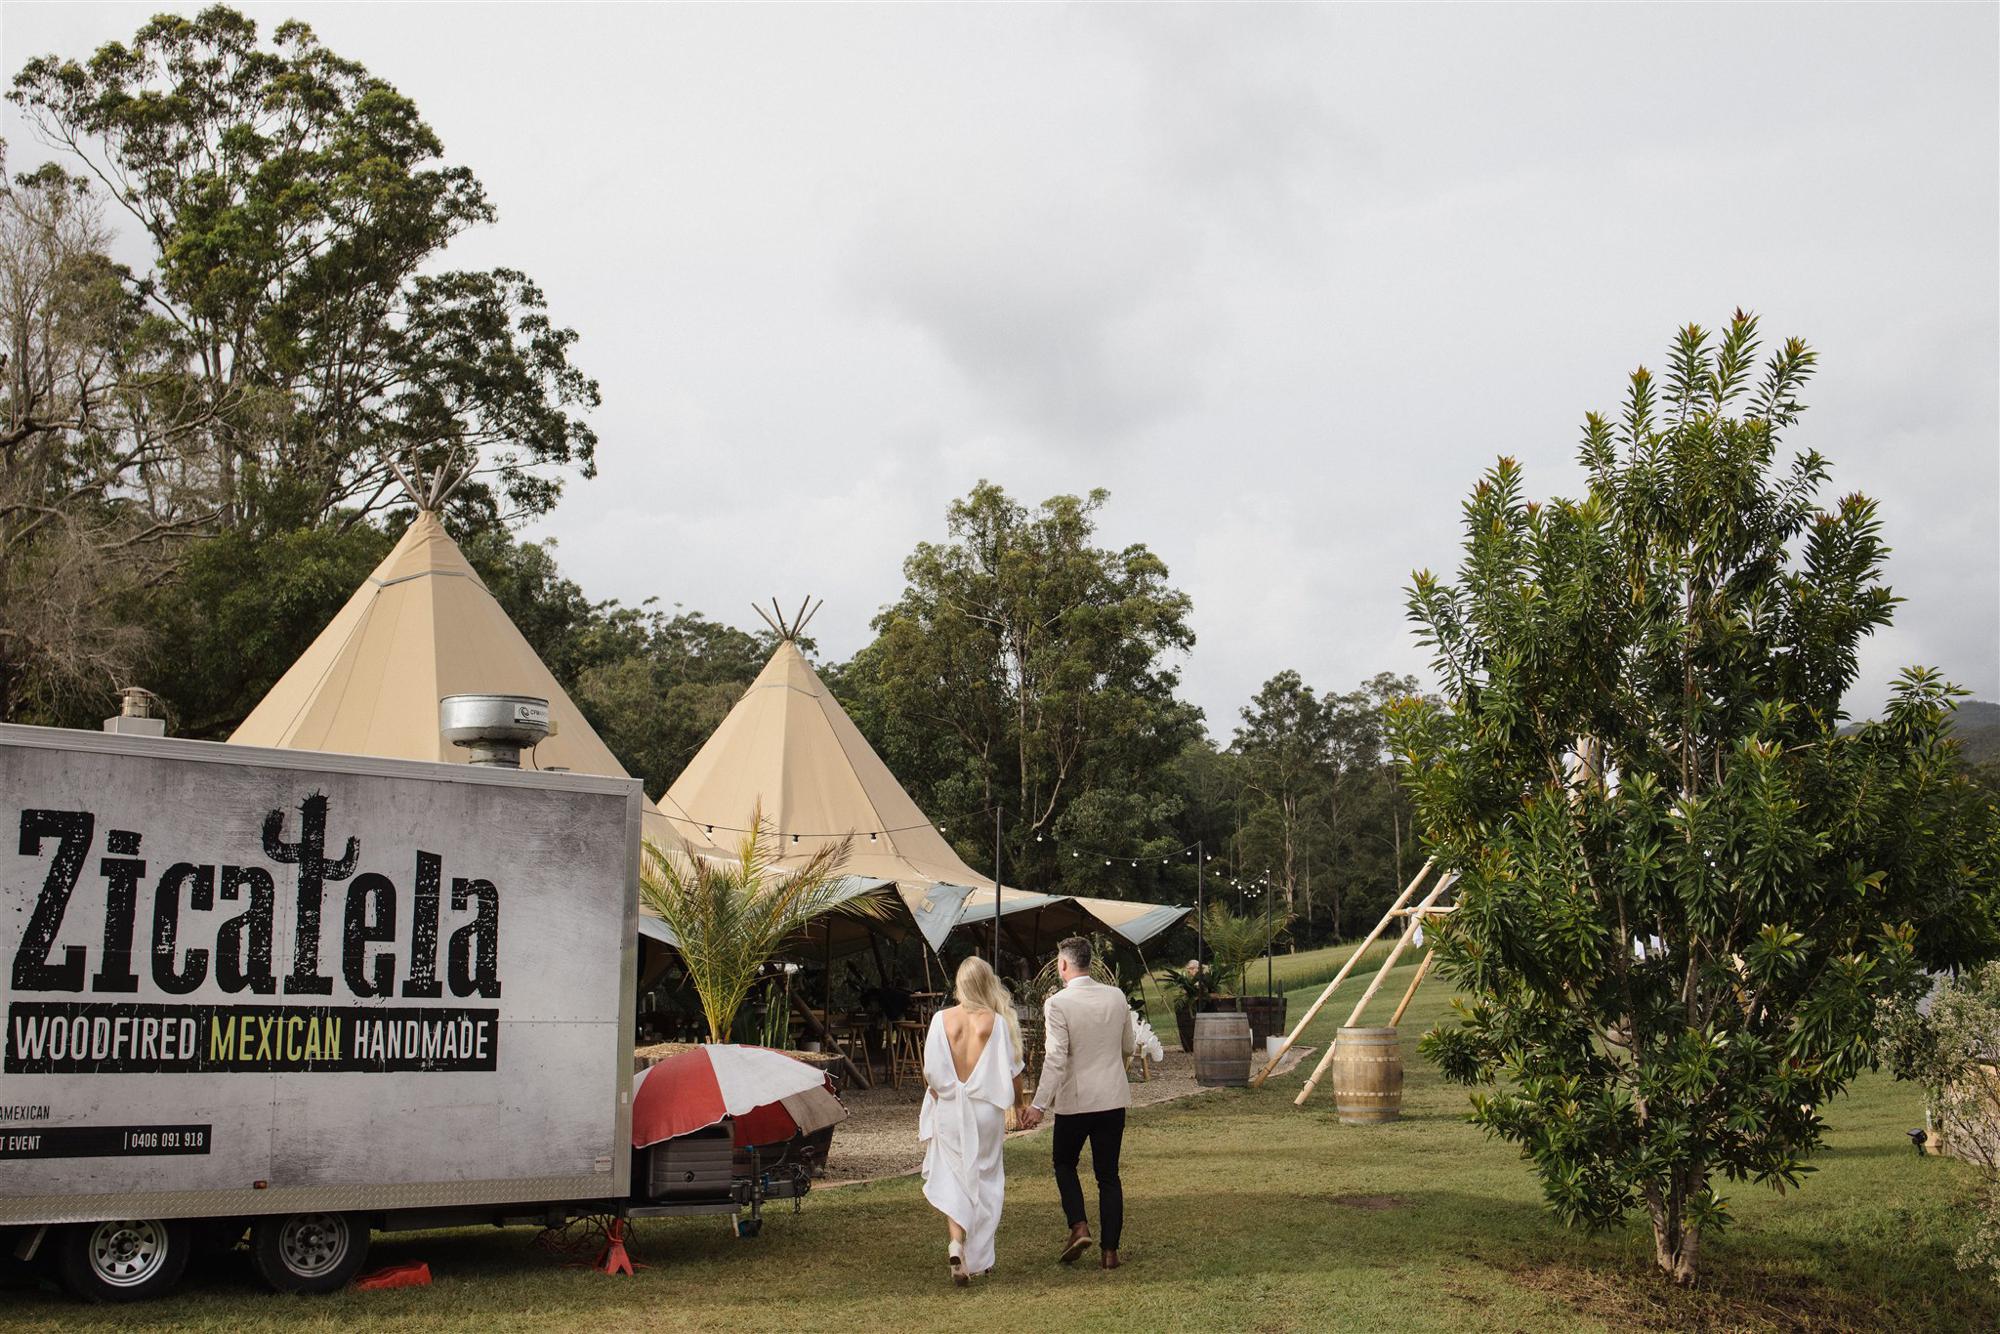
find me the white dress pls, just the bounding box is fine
[917,1009,1021,1274]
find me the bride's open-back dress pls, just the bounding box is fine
[917,1008,1021,1274]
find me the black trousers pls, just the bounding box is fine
[1051,1107,1125,1250]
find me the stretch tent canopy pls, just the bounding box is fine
[652,635,1189,951]
[226,508,706,858]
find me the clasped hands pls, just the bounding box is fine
[1016,1104,1044,1130]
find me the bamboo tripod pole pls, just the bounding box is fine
[1340,879,1451,1027]
[1249,858,1435,1088]
[1387,949,1435,1028]
[1295,874,1454,1107]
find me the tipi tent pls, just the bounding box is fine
[227,508,701,854]
[232,511,622,772]
[655,624,1187,952]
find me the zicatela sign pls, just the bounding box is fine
[0,725,639,1221]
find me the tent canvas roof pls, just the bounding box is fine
[655,639,1008,950]
[225,511,700,854]
[655,638,1189,951]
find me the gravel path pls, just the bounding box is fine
[819,1045,1310,1185]
[632,1039,1317,1187]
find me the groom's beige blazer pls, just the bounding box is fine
[1031,976,1136,1116]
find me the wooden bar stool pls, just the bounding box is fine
[890,1020,926,1089]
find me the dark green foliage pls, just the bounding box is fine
[573,609,776,798]
[1395,312,2000,1282]
[9,5,598,531]
[831,482,1203,898]
[1231,669,1422,944]
[133,520,392,737]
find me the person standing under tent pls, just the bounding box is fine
[918,954,1029,1285]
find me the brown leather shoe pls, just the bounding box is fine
[1100,1249,1121,1270]
[1059,1222,1093,1264]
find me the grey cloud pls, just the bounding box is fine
[4,1,1993,726]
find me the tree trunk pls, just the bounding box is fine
[1645,1180,1700,1284]
[1392,807,1404,889]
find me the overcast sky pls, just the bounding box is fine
[7,3,1996,733]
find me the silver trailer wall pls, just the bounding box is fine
[0,725,640,1227]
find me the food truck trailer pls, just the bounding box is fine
[1,722,645,1301]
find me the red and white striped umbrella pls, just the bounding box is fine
[632,1045,847,1149]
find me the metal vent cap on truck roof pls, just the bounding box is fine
[440,693,556,768]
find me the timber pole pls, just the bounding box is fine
[1388,948,1436,1028]
[1295,873,1454,1107]
[1249,857,1434,1088]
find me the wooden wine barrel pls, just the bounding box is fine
[1193,1011,1253,1086]
[1331,1026,1404,1124]
[1240,995,1288,1049]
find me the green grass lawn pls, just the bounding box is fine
[7,968,1995,1332]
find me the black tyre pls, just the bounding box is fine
[55,1218,191,1303]
[249,1212,369,1294]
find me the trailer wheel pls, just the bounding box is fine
[55,1218,190,1303]
[250,1212,369,1294]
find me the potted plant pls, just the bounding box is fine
[1197,903,1293,1047]
[1153,960,1213,1051]
[1196,903,1260,1009]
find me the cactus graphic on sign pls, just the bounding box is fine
[263,793,358,996]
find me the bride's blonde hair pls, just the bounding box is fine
[954,955,1022,1055]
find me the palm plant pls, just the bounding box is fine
[640,804,884,1043]
[1200,903,1273,997]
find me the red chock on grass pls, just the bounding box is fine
[354,1261,432,1290]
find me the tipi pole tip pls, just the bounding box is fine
[755,595,826,641]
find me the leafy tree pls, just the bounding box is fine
[1225,670,1422,945]
[0,150,211,719]
[837,482,1200,896]
[9,5,598,531]
[1880,963,2000,1287]
[133,519,391,736]
[576,609,775,797]
[1234,670,1332,923]
[1318,672,1422,938]
[1394,312,2000,1283]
